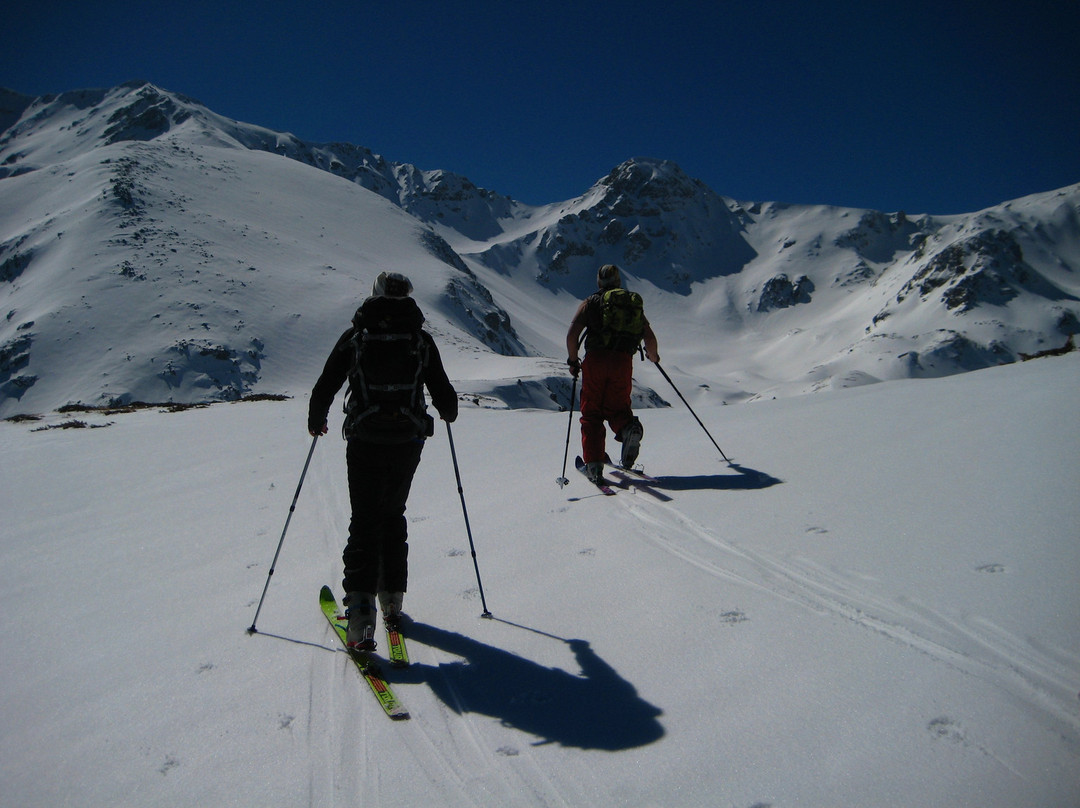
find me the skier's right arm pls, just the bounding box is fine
[308,329,352,435]
[565,300,588,377]
[642,321,659,364]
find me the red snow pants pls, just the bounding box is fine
[579,349,634,464]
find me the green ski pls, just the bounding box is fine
[319,586,410,720]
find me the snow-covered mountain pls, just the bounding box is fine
[2,82,1078,807]
[1,81,1077,417]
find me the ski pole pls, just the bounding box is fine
[446,421,493,618]
[654,362,731,463]
[247,433,320,634]
[556,374,578,487]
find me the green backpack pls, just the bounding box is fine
[598,288,645,353]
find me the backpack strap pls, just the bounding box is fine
[343,327,430,439]
[357,331,427,403]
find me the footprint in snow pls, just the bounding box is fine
[927,716,965,744]
[719,610,748,626]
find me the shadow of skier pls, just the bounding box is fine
[655,462,781,491]
[395,621,665,750]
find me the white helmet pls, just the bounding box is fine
[372,271,413,297]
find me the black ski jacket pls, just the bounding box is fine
[308,321,458,441]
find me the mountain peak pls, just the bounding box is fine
[598,157,700,200]
[0,81,1077,415]
[0,82,212,173]
[102,83,196,144]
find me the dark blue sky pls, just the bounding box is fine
[4,1,1078,214]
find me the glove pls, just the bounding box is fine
[567,357,581,378]
[308,415,328,436]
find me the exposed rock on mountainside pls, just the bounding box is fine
[1,81,1078,414]
[757,274,814,312]
[896,229,1074,312]
[506,159,757,295]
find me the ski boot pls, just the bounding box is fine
[344,591,377,651]
[619,417,644,468]
[379,591,405,631]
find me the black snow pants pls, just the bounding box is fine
[342,437,424,596]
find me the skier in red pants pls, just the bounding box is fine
[566,264,659,482]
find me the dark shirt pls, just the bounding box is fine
[309,326,458,438]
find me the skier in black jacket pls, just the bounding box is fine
[308,272,458,650]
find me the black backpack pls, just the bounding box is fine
[343,296,433,440]
[596,288,646,353]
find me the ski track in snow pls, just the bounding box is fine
[405,649,504,807]
[425,639,590,808]
[346,639,581,808]
[613,489,1080,745]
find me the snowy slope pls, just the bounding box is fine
[0,353,1077,807]
[0,85,536,417]
[1,80,1078,807]
[2,81,1079,418]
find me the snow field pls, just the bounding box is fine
[1,353,1077,806]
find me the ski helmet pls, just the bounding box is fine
[372,271,413,298]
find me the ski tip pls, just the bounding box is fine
[319,585,335,602]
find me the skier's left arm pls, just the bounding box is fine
[422,334,459,423]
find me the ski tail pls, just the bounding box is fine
[604,453,657,481]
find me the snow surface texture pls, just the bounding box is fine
[1,355,1077,806]
[1,82,1078,418]
[1,81,1078,806]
